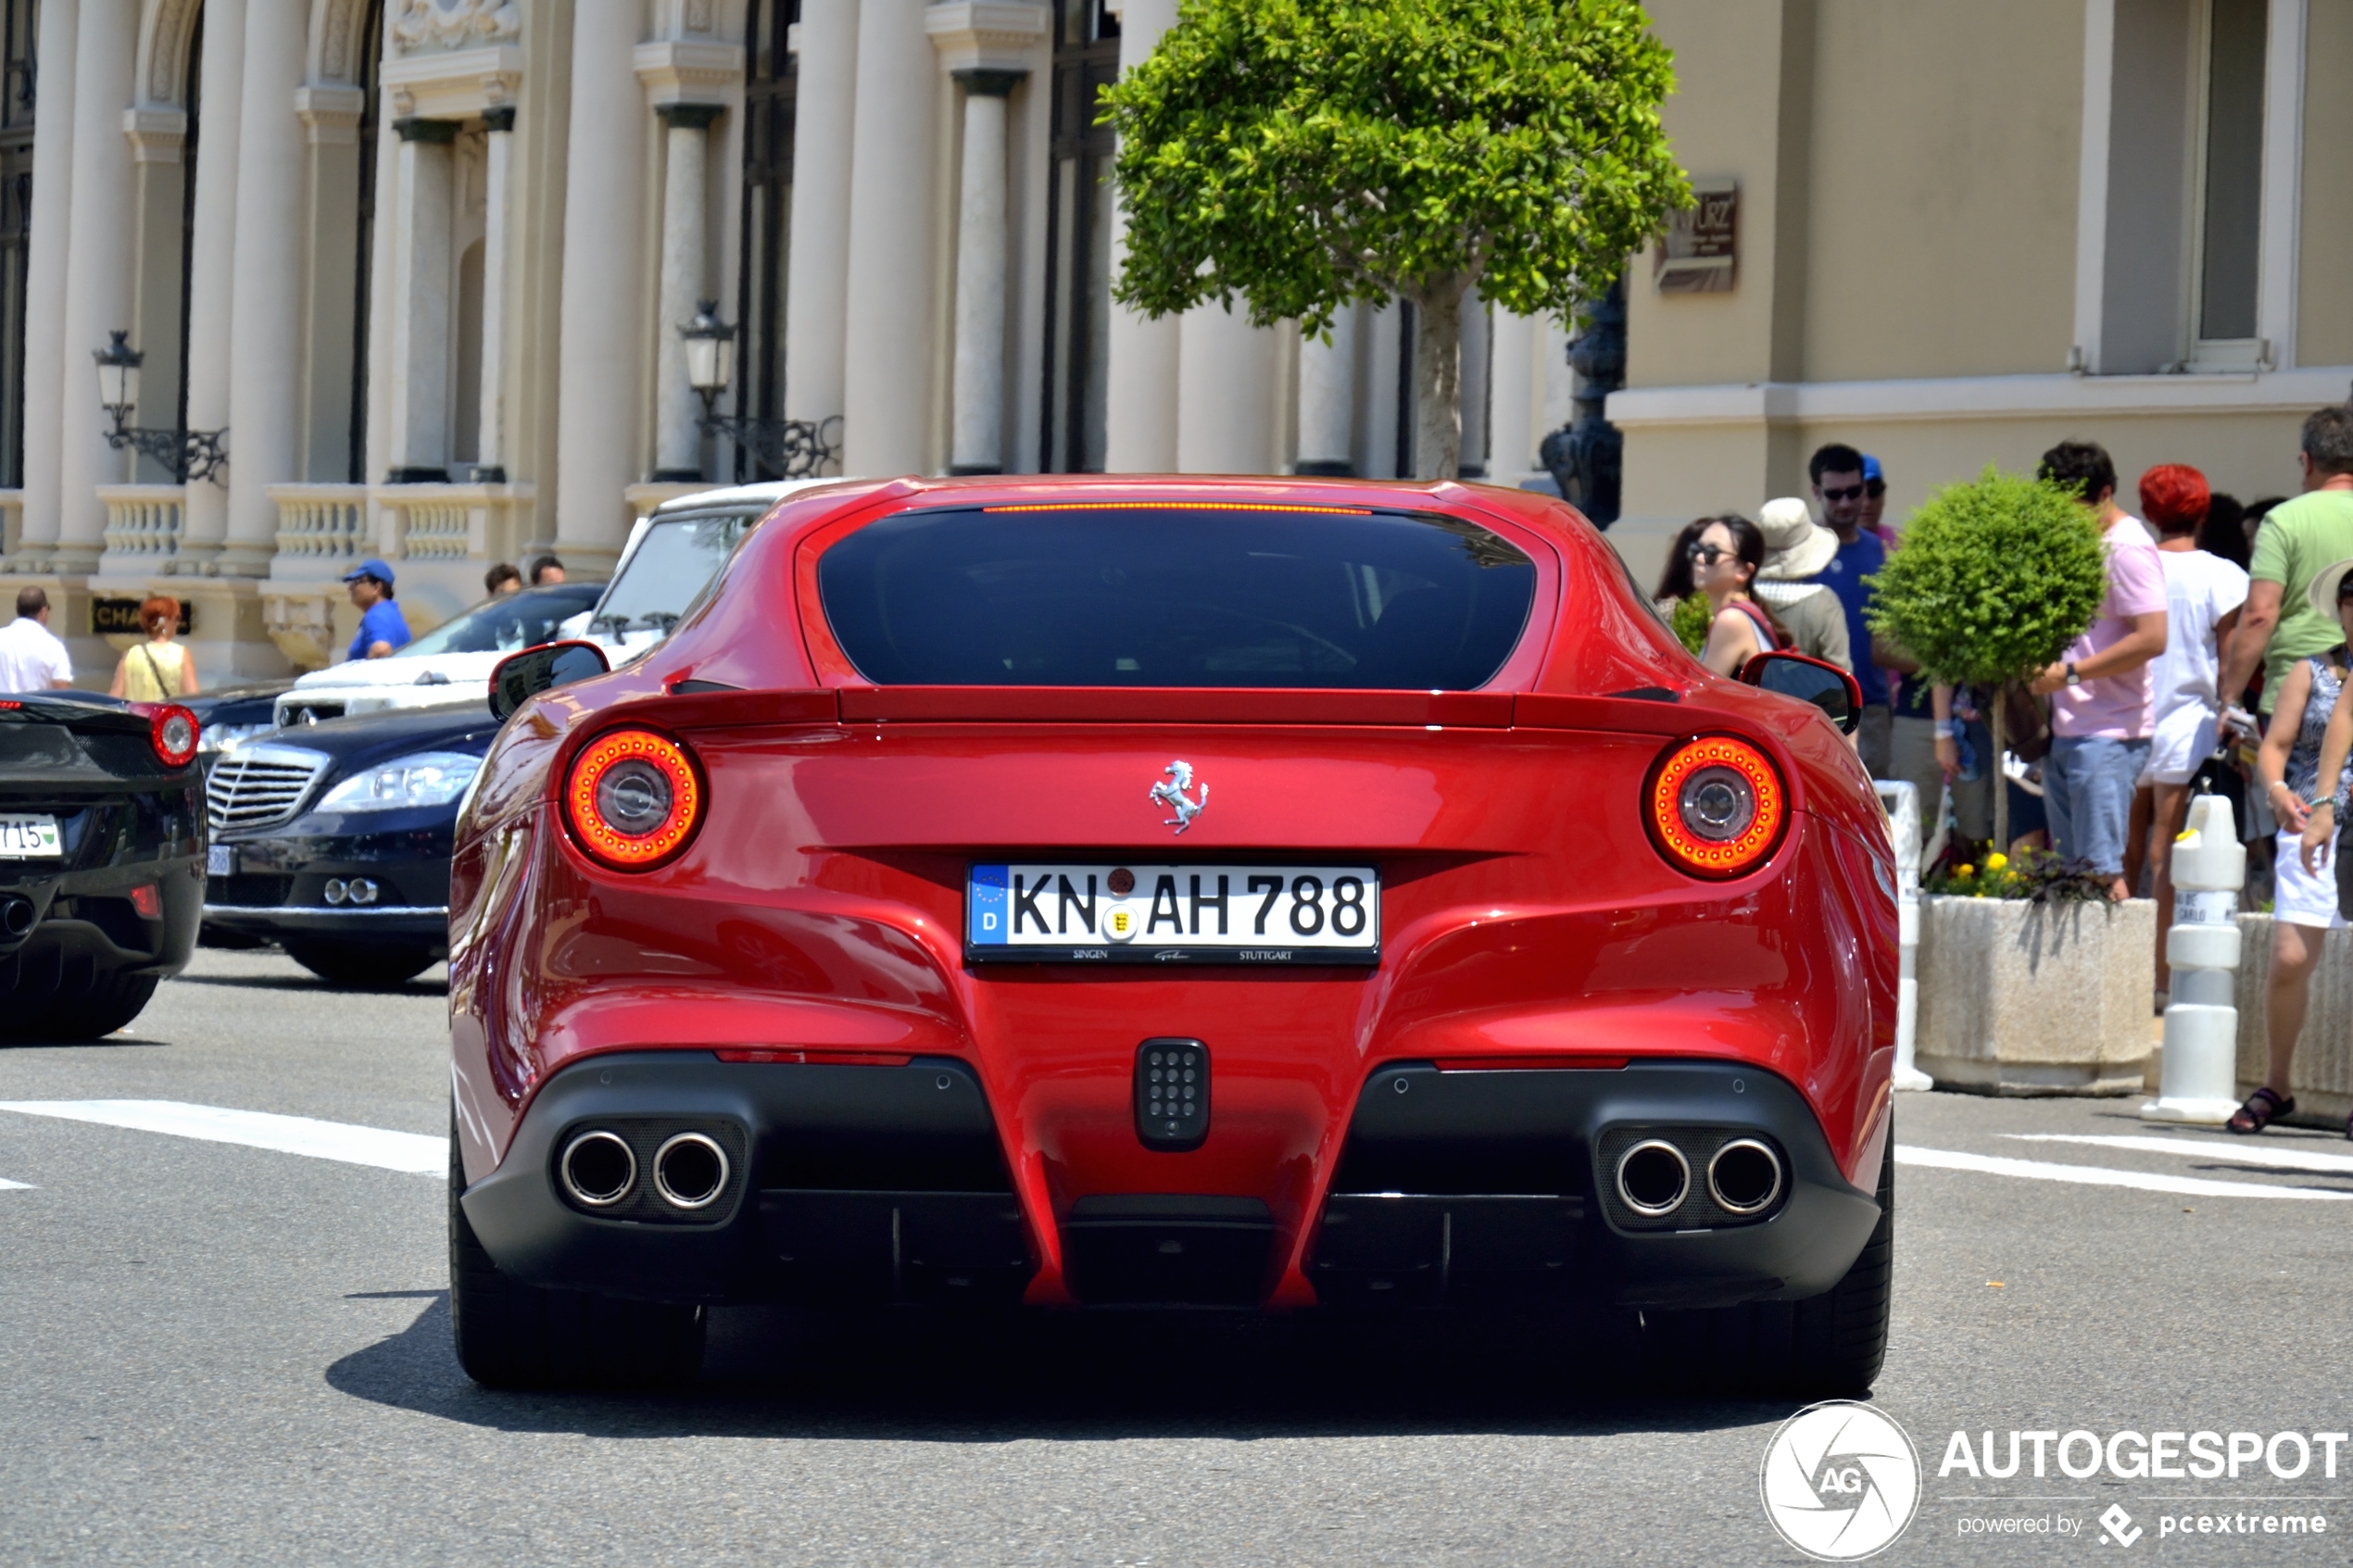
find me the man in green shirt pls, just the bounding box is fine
[2221,405,2353,716]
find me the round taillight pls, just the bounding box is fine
[1645,734,1786,879]
[561,728,703,870]
[147,704,199,770]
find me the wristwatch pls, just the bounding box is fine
[2063,662,2081,687]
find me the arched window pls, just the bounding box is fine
[732,0,799,481]
[0,0,31,489]
[347,0,383,482]
[1038,0,1117,471]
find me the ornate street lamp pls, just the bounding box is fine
[94,330,229,486]
[675,301,840,480]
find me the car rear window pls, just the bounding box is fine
[817,505,1538,688]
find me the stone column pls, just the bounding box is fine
[1176,304,1275,474]
[1486,307,1537,484]
[650,103,719,481]
[1456,290,1490,478]
[55,0,137,571]
[471,107,513,483]
[178,0,245,567]
[783,3,857,439]
[220,0,308,574]
[1294,306,1354,475]
[14,0,76,563]
[841,0,938,478]
[552,1,648,572]
[1101,0,1178,471]
[947,70,1020,473]
[384,118,454,484]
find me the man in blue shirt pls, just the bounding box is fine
[1807,443,1892,777]
[342,558,412,662]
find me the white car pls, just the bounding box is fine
[273,480,836,728]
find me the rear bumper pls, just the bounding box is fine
[0,856,203,989]
[460,1052,1880,1311]
[205,818,455,952]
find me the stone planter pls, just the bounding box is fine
[1915,896,2156,1094]
[2230,914,2353,1131]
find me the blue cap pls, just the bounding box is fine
[1861,454,1883,483]
[340,558,396,586]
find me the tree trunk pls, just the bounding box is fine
[1990,689,2008,858]
[1409,276,1467,481]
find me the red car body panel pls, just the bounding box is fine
[448,476,1896,1310]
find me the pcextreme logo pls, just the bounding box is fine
[1760,1400,1923,1561]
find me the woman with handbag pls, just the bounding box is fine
[107,595,199,701]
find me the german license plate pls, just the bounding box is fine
[207,844,234,877]
[0,814,61,859]
[966,862,1378,964]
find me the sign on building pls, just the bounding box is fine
[94,597,194,635]
[1655,178,1738,295]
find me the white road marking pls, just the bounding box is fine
[2004,1133,2353,1176]
[1894,1144,2353,1202]
[0,1176,31,1190]
[0,1100,445,1174]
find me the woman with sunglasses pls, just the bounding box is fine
[1681,514,1788,678]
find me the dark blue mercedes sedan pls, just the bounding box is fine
[201,705,496,985]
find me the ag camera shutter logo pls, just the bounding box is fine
[1760,1400,1922,1560]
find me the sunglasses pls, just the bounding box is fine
[1685,542,1730,565]
[1819,484,1866,502]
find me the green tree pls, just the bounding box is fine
[1101,0,1689,480]
[1865,468,2108,850]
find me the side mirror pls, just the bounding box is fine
[489,640,610,721]
[1738,650,1862,734]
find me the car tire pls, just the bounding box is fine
[283,939,436,988]
[0,971,161,1043]
[447,1110,706,1390]
[1642,1125,1893,1399]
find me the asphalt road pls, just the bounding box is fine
[4,949,2351,1566]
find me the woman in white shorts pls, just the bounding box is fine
[2241,571,2353,1135]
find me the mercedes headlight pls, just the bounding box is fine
[317,751,483,812]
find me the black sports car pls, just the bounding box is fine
[0,695,205,1039]
[201,706,495,986]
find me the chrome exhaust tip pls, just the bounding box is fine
[559,1130,637,1208]
[652,1132,729,1210]
[0,896,33,937]
[1615,1138,1691,1217]
[1707,1138,1784,1215]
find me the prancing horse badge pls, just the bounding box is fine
[1149,760,1207,835]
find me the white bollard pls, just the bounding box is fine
[1875,780,1934,1092]
[2142,793,2246,1123]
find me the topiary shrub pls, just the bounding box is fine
[1865,467,2108,848]
[1669,592,1711,656]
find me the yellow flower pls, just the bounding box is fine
[1956,864,1975,878]
[1985,852,2007,871]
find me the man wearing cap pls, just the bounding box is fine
[342,559,411,661]
[1750,498,1852,672]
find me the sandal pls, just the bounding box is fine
[2228,1087,2295,1135]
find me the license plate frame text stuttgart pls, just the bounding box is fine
[965,862,1379,966]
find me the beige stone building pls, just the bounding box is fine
[1614,0,2351,587]
[0,0,1580,689]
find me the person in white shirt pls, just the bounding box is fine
[0,587,75,692]
[2133,464,2247,1004]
